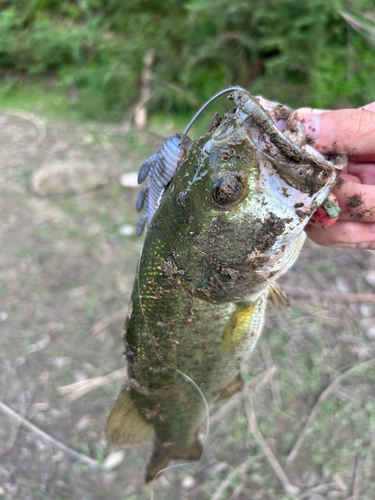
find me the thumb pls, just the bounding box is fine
[287,107,375,156]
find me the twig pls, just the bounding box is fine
[245,394,300,498]
[287,359,375,463]
[209,392,243,428]
[92,305,129,337]
[255,366,278,394]
[352,454,362,500]
[0,109,46,144]
[146,128,171,140]
[58,367,128,401]
[228,481,245,500]
[296,482,338,500]
[0,400,100,468]
[209,366,268,428]
[7,391,34,451]
[135,50,154,131]
[210,454,262,500]
[101,136,122,166]
[122,87,160,134]
[282,286,375,302]
[258,339,281,405]
[340,10,375,48]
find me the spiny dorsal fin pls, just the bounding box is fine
[106,388,153,447]
[267,283,291,318]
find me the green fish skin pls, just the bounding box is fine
[107,90,343,482]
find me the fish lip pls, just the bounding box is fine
[230,89,342,196]
[231,89,341,175]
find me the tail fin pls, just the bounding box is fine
[146,436,203,482]
[106,388,153,447]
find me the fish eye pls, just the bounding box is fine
[212,173,244,206]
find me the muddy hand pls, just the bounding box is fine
[288,103,375,249]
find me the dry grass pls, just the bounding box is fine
[1,110,375,500]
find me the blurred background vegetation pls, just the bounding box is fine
[0,0,374,122]
[1,3,375,498]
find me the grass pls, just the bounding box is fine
[0,79,205,135]
[0,81,85,123]
[1,79,375,500]
[0,78,235,145]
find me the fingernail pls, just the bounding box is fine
[371,223,375,233]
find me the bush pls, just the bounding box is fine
[0,0,374,120]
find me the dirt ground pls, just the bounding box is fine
[1,111,375,500]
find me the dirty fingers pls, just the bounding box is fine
[288,103,375,248]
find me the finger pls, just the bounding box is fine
[349,154,375,163]
[361,102,375,112]
[309,193,339,228]
[333,179,375,222]
[338,172,362,184]
[346,161,375,184]
[288,108,375,156]
[305,221,375,248]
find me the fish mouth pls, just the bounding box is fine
[231,90,346,196]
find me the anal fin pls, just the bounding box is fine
[146,436,203,482]
[217,372,244,401]
[106,388,153,447]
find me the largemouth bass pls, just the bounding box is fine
[107,89,345,481]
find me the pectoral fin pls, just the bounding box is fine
[219,300,260,354]
[106,388,153,446]
[267,283,291,318]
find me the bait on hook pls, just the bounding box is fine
[136,87,245,235]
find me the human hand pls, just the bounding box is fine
[288,103,375,249]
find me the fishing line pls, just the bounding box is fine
[183,86,245,135]
[130,89,247,497]
[134,237,211,500]
[149,371,210,500]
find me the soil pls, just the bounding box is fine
[335,175,346,188]
[271,103,291,123]
[1,111,375,500]
[254,213,292,252]
[347,194,363,208]
[207,112,221,133]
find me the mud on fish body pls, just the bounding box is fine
[106,89,347,482]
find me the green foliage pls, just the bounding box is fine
[0,0,374,120]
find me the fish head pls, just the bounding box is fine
[153,90,345,301]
